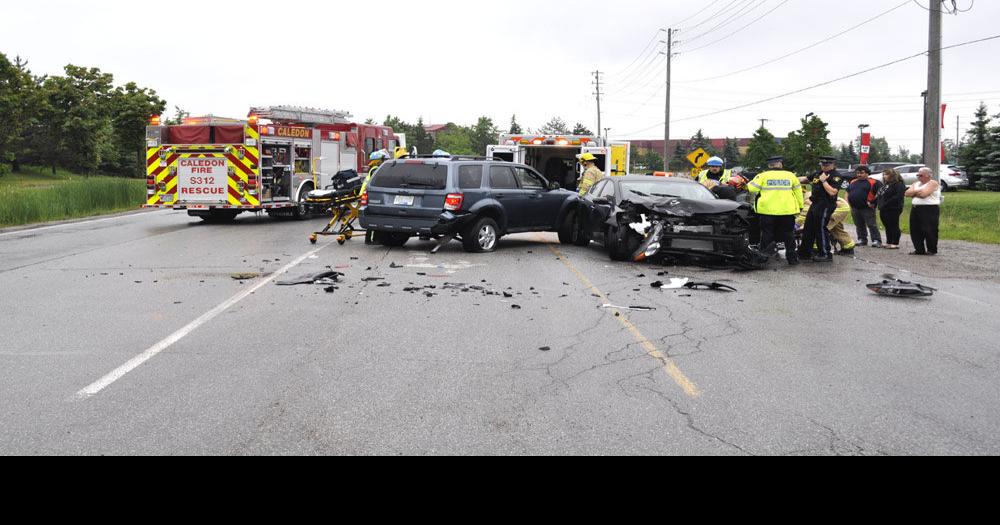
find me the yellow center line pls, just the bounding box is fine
[542,239,702,399]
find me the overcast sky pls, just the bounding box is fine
[2,0,998,153]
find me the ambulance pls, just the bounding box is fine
[487,134,630,192]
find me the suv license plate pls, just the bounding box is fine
[394,196,414,206]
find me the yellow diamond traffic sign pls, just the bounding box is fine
[687,148,710,169]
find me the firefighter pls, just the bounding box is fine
[747,156,804,266]
[362,150,390,245]
[797,192,857,256]
[360,149,390,194]
[393,146,409,160]
[576,152,603,196]
[697,157,732,188]
[798,156,844,263]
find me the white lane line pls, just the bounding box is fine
[72,243,330,400]
[0,210,165,238]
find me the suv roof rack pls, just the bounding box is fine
[398,155,506,162]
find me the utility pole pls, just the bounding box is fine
[758,118,770,130]
[923,0,943,180]
[663,28,673,171]
[604,128,611,141]
[593,71,604,140]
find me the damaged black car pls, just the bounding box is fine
[573,176,766,269]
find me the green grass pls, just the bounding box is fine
[843,190,1000,245]
[0,167,145,228]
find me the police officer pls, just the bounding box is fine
[697,157,732,188]
[747,156,804,266]
[576,153,604,196]
[798,156,844,263]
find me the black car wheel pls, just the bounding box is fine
[606,225,637,261]
[462,217,500,253]
[558,210,590,246]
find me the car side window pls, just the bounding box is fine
[489,166,518,190]
[458,165,484,189]
[513,167,545,190]
[598,181,616,200]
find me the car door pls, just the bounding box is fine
[489,165,532,231]
[583,180,616,242]
[511,166,561,228]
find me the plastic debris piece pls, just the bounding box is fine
[683,281,737,292]
[601,304,656,312]
[867,279,936,297]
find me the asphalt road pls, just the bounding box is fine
[1,209,998,455]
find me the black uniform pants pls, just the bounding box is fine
[910,205,940,254]
[759,214,798,262]
[800,202,834,258]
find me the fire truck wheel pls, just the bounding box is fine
[292,185,313,220]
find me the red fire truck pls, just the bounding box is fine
[144,106,401,222]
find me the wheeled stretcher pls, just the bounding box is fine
[306,170,365,245]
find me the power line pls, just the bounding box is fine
[678,0,745,32]
[676,0,911,83]
[620,33,1000,136]
[674,0,724,26]
[679,0,765,47]
[614,30,664,79]
[681,0,792,54]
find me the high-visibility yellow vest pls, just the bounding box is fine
[698,169,732,186]
[747,170,804,216]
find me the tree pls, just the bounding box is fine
[688,129,717,156]
[539,117,569,134]
[868,137,892,164]
[410,116,435,155]
[0,53,42,174]
[572,123,593,135]
[165,106,190,125]
[631,148,663,173]
[509,115,523,134]
[669,141,688,171]
[893,146,920,164]
[469,116,499,157]
[36,65,116,174]
[722,138,741,166]
[434,124,475,155]
[837,143,859,166]
[959,103,992,187]
[782,115,833,176]
[743,126,781,171]
[980,111,1000,191]
[109,82,165,176]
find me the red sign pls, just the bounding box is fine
[860,133,872,165]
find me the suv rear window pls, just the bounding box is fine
[371,162,448,190]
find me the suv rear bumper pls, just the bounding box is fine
[361,210,477,237]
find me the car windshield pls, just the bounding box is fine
[622,180,715,201]
[371,162,448,190]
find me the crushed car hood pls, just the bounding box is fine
[620,196,743,217]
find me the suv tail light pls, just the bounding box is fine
[360,192,369,207]
[444,193,464,211]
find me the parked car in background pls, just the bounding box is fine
[360,155,581,252]
[875,164,969,191]
[868,162,907,174]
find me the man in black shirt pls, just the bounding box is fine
[847,165,884,247]
[797,157,843,263]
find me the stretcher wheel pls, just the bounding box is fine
[337,235,347,245]
[344,231,353,240]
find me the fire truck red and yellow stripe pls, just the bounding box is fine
[146,125,261,208]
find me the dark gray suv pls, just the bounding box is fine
[360,156,583,252]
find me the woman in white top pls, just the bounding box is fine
[905,168,942,256]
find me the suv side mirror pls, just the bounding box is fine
[548,181,561,191]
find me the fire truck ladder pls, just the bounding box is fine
[249,106,353,126]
